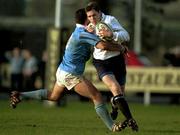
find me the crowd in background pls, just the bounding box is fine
[0,45,180,94]
[1,45,180,92]
[163,45,180,67]
[0,47,47,92]
[126,45,180,67]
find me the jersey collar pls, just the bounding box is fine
[101,12,105,22]
[76,24,85,28]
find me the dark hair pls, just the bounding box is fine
[85,2,100,12]
[75,8,87,24]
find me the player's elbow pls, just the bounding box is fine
[119,31,130,42]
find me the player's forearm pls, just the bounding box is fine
[96,41,113,50]
[96,41,125,51]
[107,42,127,51]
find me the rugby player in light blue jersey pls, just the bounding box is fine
[10,8,126,132]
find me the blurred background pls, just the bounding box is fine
[0,0,180,105]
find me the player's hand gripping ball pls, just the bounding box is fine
[87,23,95,33]
[95,22,113,41]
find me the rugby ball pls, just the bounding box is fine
[87,23,95,30]
[95,22,113,41]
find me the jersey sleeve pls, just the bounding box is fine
[79,31,101,46]
[110,17,130,43]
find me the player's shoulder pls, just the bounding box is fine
[103,13,116,21]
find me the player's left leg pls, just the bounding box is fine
[74,77,125,132]
[111,89,138,132]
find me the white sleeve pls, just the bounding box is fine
[110,17,130,43]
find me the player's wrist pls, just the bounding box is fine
[108,32,113,38]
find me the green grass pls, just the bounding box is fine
[0,100,180,135]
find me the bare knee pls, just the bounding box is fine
[107,82,123,95]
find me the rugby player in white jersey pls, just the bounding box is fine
[85,2,138,132]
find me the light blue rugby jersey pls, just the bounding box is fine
[59,24,100,75]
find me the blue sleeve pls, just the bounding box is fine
[79,32,100,46]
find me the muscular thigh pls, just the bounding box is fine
[102,74,123,95]
[49,82,66,101]
[74,78,100,99]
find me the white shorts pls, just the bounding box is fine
[56,68,83,90]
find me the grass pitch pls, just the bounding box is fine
[0,99,180,135]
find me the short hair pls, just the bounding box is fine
[85,2,100,12]
[75,8,87,24]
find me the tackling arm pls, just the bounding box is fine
[96,41,128,53]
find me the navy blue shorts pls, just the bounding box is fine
[93,55,126,85]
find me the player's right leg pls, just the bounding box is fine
[10,67,67,108]
[10,89,49,108]
[10,91,21,108]
[10,82,65,108]
[110,96,118,120]
[102,74,122,120]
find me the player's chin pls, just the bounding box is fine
[92,21,97,25]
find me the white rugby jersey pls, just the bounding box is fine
[93,13,130,60]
